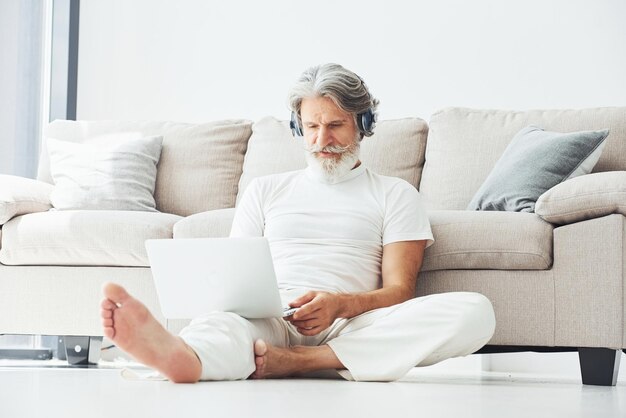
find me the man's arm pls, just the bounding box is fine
[337,239,426,318]
[287,240,427,335]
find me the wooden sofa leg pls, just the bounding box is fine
[63,336,102,365]
[578,347,621,386]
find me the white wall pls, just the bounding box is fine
[76,0,626,379]
[77,0,626,123]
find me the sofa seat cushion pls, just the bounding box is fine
[422,210,553,272]
[0,210,182,267]
[173,208,235,239]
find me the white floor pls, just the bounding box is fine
[1,358,625,418]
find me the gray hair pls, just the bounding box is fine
[288,63,379,137]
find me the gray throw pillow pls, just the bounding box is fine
[48,134,163,211]
[467,126,609,212]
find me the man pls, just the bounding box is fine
[100,63,495,383]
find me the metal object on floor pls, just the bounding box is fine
[0,348,53,360]
[57,336,67,360]
[63,336,103,365]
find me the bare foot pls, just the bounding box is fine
[251,340,305,379]
[251,340,345,379]
[100,282,201,383]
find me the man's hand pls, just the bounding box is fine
[284,291,342,336]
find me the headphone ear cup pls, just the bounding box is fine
[290,111,303,138]
[358,108,376,136]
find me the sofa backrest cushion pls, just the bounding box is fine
[237,116,429,203]
[40,119,253,216]
[419,107,626,210]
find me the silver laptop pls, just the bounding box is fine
[145,237,296,319]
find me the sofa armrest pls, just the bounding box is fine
[0,174,53,225]
[173,207,235,238]
[535,171,626,225]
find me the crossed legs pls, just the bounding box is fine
[100,282,342,382]
[101,283,494,383]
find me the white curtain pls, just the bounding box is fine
[0,0,46,178]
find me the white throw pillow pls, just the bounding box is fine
[47,134,163,211]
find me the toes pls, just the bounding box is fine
[253,340,268,379]
[100,298,117,310]
[254,339,268,356]
[102,282,131,306]
[103,326,115,339]
[251,369,264,380]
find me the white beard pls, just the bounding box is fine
[304,141,361,183]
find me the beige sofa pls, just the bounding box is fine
[1,107,625,384]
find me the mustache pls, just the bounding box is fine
[305,143,355,154]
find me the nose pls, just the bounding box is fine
[316,125,332,149]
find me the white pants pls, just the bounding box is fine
[178,291,496,382]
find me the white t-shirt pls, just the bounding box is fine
[230,164,434,294]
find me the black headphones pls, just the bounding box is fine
[290,108,376,139]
